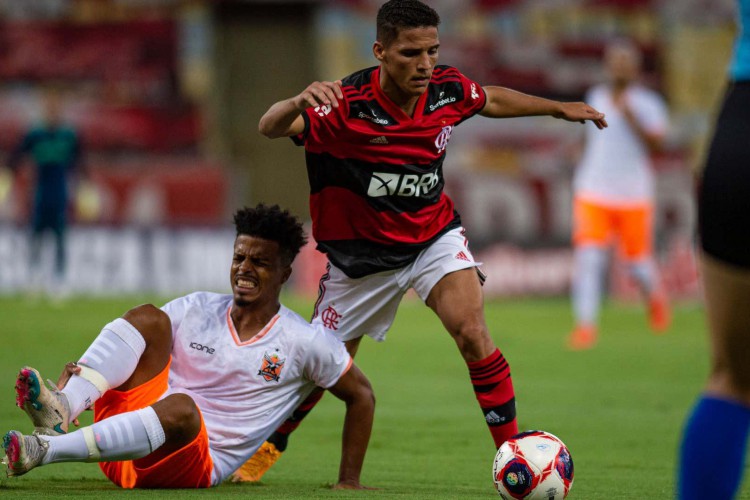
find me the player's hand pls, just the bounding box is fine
[554,102,608,130]
[56,362,84,427]
[293,80,343,111]
[618,102,638,127]
[56,361,82,390]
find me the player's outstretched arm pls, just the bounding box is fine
[326,363,376,490]
[479,86,608,130]
[258,80,344,139]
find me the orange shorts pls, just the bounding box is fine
[573,197,653,260]
[94,359,214,488]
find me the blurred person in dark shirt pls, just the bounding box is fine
[6,87,83,296]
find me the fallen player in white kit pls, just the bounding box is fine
[3,204,375,489]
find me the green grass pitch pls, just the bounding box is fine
[0,294,747,499]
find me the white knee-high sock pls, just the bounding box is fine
[572,246,608,327]
[61,376,101,422]
[627,257,657,296]
[41,406,166,464]
[62,318,146,421]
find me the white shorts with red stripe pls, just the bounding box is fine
[311,227,482,342]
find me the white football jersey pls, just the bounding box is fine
[574,84,668,205]
[160,292,352,485]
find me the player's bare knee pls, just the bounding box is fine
[354,377,376,410]
[452,320,495,361]
[453,321,490,345]
[122,304,172,344]
[155,393,201,442]
[365,382,376,407]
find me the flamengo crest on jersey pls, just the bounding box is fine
[434,126,453,153]
[294,65,486,278]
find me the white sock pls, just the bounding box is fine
[39,430,89,464]
[628,258,656,296]
[42,407,166,464]
[63,318,146,420]
[572,246,608,327]
[61,376,101,422]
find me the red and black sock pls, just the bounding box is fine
[268,390,325,451]
[468,348,518,448]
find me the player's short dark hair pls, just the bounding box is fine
[376,0,440,47]
[233,204,307,266]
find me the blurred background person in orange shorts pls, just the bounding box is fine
[568,40,671,350]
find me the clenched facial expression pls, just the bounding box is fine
[230,235,291,309]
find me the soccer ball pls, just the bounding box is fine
[492,430,574,499]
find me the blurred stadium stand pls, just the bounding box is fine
[0,0,736,298]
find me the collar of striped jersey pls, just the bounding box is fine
[371,66,429,122]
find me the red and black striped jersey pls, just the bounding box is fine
[293,65,487,278]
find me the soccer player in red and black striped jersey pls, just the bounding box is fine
[233,0,607,482]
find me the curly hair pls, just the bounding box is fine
[377,0,440,47]
[233,204,307,266]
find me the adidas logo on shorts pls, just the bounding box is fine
[369,136,389,144]
[455,251,470,261]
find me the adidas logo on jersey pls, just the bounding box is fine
[369,136,389,144]
[455,251,470,262]
[367,171,439,198]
